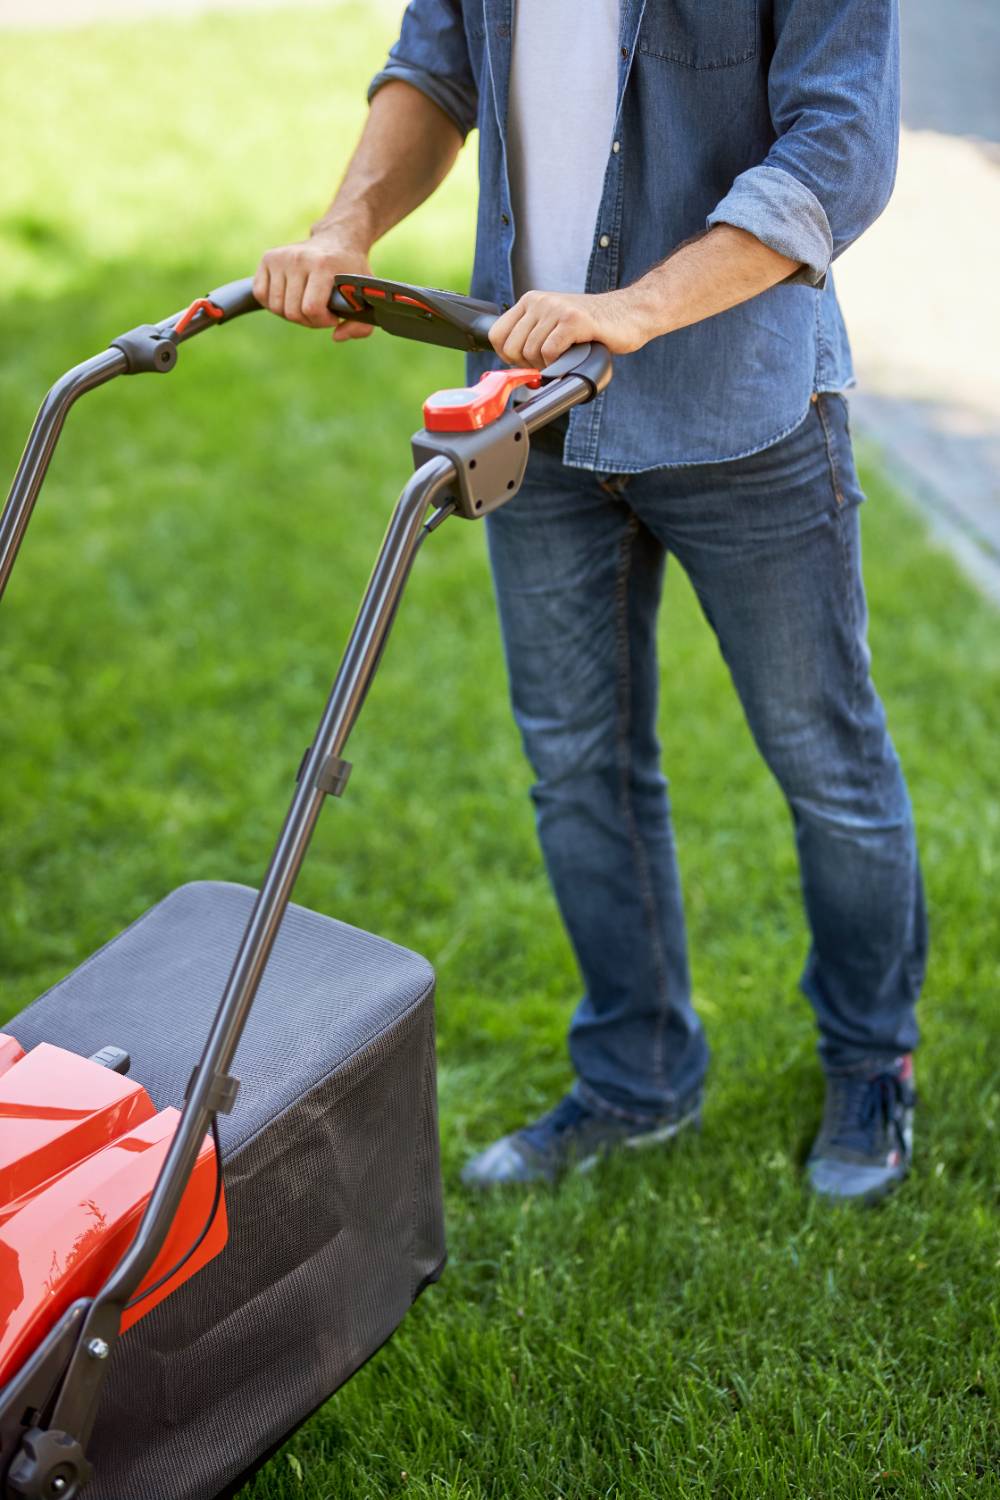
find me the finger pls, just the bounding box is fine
[499,310,537,367]
[489,300,526,356]
[521,313,561,370]
[252,259,270,308]
[301,267,339,328]
[266,267,287,317]
[332,320,375,342]
[282,267,308,325]
[539,322,579,367]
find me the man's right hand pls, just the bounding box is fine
[252,232,375,341]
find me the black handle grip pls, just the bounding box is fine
[205,276,261,321]
[330,275,499,353]
[328,286,494,349]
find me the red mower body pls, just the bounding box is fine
[0,1035,226,1388]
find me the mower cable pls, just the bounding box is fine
[123,1115,224,1312]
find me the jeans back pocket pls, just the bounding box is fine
[639,0,758,69]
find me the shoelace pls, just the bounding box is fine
[826,1072,898,1155]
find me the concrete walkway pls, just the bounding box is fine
[4,0,998,599]
[834,0,1000,603]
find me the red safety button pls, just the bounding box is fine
[423,367,542,432]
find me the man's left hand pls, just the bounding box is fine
[489,288,648,369]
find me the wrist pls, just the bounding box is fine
[308,212,373,258]
[610,282,671,351]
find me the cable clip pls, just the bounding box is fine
[186,1068,240,1114]
[296,747,353,798]
[315,753,352,798]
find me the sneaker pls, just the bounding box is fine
[460,1089,702,1189]
[806,1056,916,1205]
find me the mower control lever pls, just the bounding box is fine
[411,339,613,521]
[423,368,542,432]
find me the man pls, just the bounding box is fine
[255,0,925,1203]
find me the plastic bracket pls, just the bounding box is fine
[313,754,353,798]
[411,405,530,520]
[109,326,178,376]
[296,747,352,798]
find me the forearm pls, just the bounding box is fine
[490,224,800,367]
[623,225,800,340]
[255,80,463,330]
[311,80,464,254]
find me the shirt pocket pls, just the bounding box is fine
[638,0,758,69]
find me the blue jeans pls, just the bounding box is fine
[485,394,926,1121]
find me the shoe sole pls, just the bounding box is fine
[808,1169,909,1208]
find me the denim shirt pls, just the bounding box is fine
[370,0,900,472]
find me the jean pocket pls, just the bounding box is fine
[638,0,758,69]
[815,393,864,510]
[462,0,486,39]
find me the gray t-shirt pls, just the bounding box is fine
[507,0,621,298]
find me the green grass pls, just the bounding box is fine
[2,8,999,1498]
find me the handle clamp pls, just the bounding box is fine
[412,406,530,521]
[109,325,178,376]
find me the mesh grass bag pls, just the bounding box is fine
[8,880,445,1500]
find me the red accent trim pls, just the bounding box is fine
[423,368,542,432]
[394,294,435,315]
[174,296,224,336]
[0,1044,227,1386]
[0,1035,24,1079]
[337,283,362,312]
[362,285,387,299]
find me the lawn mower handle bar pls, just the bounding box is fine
[0,273,597,600]
[162,273,500,351]
[0,276,610,1499]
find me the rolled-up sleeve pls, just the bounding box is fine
[707,0,900,286]
[368,0,479,142]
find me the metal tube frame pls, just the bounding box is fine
[46,452,459,1452]
[0,350,128,600]
[0,279,610,1497]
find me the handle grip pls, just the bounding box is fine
[203,276,261,322]
[329,288,495,347]
[330,275,499,353]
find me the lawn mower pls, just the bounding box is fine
[0,274,612,1499]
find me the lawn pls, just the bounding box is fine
[1,7,998,1498]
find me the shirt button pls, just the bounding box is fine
[612,140,621,154]
[500,212,510,226]
[599,234,611,249]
